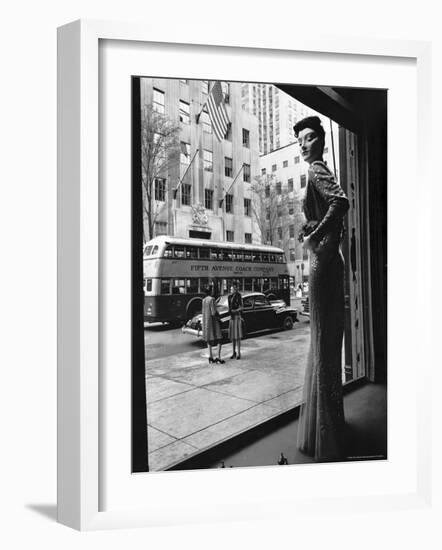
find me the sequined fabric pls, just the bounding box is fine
[297,161,349,461]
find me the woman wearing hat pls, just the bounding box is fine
[228,281,243,359]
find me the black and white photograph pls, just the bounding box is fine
[131,77,387,472]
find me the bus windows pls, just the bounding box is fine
[174,246,185,259]
[144,278,152,293]
[186,278,199,294]
[270,254,276,263]
[210,248,219,261]
[243,278,253,291]
[143,245,152,258]
[279,276,289,289]
[270,278,278,290]
[220,249,229,261]
[233,250,243,262]
[199,277,209,292]
[225,250,233,262]
[152,245,159,256]
[277,253,284,263]
[199,247,210,260]
[252,251,261,262]
[261,253,269,262]
[262,278,270,292]
[161,279,171,294]
[244,251,252,262]
[164,246,173,258]
[186,247,198,259]
[172,279,186,294]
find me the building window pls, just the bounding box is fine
[243,163,251,183]
[242,128,250,147]
[278,227,283,240]
[154,178,166,201]
[153,88,165,114]
[222,82,230,104]
[180,142,190,165]
[289,249,296,261]
[272,164,277,172]
[300,174,307,188]
[179,100,190,124]
[289,224,295,238]
[181,183,191,206]
[225,157,233,177]
[245,233,252,244]
[201,80,209,94]
[303,249,309,260]
[288,201,294,215]
[204,150,213,172]
[244,198,251,216]
[283,160,288,168]
[205,189,213,210]
[276,181,282,194]
[226,193,234,213]
[265,185,270,198]
[155,221,168,236]
[295,156,300,164]
[225,123,232,141]
[261,168,266,176]
[226,230,234,242]
[201,108,212,133]
[180,79,188,84]
[288,178,294,192]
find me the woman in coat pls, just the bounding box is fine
[201,285,224,364]
[228,282,243,359]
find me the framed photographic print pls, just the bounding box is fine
[57,19,432,530]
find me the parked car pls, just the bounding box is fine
[182,292,298,340]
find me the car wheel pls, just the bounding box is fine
[283,315,294,330]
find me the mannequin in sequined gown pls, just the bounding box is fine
[294,116,350,461]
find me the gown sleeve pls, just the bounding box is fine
[308,162,349,242]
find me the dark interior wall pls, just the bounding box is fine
[276,84,387,382]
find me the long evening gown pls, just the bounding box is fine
[297,160,350,461]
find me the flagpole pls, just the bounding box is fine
[173,148,199,200]
[219,163,245,208]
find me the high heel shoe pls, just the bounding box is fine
[208,357,214,364]
[215,357,225,364]
[230,352,236,359]
[237,354,241,360]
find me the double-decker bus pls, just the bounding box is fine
[143,236,290,325]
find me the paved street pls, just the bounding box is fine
[144,298,310,471]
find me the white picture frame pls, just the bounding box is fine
[57,19,432,531]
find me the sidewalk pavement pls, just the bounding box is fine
[146,321,310,471]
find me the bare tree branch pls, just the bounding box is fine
[141,104,181,242]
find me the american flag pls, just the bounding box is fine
[206,81,230,141]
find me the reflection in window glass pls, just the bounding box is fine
[199,248,210,259]
[161,279,171,294]
[187,279,199,294]
[174,246,185,258]
[172,279,186,294]
[186,247,198,259]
